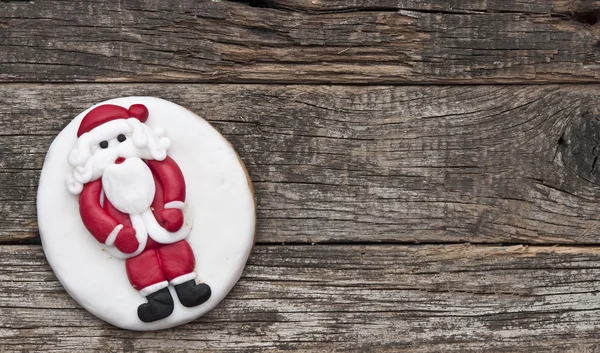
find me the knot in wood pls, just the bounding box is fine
[559,106,600,184]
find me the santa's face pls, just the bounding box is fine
[66,118,171,195]
[86,119,156,182]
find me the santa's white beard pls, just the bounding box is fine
[102,157,156,215]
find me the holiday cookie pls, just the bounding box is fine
[37,97,256,330]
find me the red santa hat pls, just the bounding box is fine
[77,104,149,137]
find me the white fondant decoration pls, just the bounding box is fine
[37,97,256,331]
[139,280,170,297]
[102,157,156,215]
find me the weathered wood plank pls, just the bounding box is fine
[3,84,600,244]
[2,244,600,352]
[265,0,600,14]
[1,0,600,83]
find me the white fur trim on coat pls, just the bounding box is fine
[104,224,123,246]
[139,281,169,297]
[169,272,197,286]
[164,201,185,210]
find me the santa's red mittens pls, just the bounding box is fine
[114,226,139,254]
[159,208,184,232]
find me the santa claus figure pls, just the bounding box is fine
[65,103,211,323]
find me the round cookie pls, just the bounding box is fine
[37,97,256,331]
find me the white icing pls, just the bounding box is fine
[67,133,93,168]
[164,201,185,209]
[65,173,84,195]
[37,97,256,331]
[140,281,169,297]
[104,224,123,247]
[102,157,156,215]
[140,208,191,245]
[169,272,197,286]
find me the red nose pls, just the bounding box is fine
[115,157,126,164]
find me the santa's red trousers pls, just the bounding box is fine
[125,239,195,292]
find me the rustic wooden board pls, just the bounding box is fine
[267,0,600,13]
[2,0,600,83]
[3,84,600,244]
[3,0,599,350]
[2,244,600,352]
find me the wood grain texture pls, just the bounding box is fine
[2,244,600,352]
[266,0,600,13]
[3,84,600,244]
[2,0,600,83]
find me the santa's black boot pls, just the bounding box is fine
[174,280,211,307]
[137,287,174,322]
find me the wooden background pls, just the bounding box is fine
[2,0,600,351]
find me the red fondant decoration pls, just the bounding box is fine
[125,240,195,290]
[157,240,195,280]
[79,179,119,243]
[126,247,166,290]
[128,104,149,122]
[158,209,184,232]
[77,104,149,137]
[114,227,138,254]
[147,156,186,233]
[147,157,186,204]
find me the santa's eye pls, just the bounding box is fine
[117,134,126,142]
[99,141,109,149]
